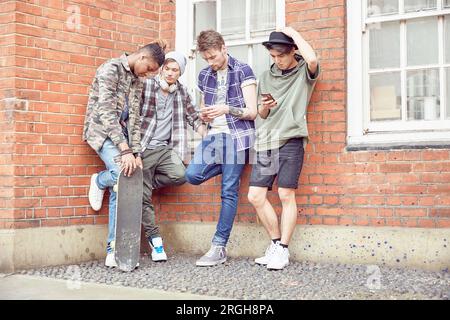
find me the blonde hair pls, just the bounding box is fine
[196,30,224,52]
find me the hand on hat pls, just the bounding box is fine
[278,26,299,39]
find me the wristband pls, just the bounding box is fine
[120,149,133,156]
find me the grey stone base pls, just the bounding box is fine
[0,225,107,273]
[1,223,449,272]
[160,223,450,272]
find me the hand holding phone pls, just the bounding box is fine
[261,93,274,102]
[261,93,277,110]
[199,109,213,123]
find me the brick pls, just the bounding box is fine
[395,208,427,217]
[436,220,450,228]
[41,218,68,227]
[379,164,412,173]
[1,0,449,232]
[430,209,450,218]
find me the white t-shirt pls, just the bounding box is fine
[208,68,231,135]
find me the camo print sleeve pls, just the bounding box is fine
[127,79,143,155]
[97,63,127,147]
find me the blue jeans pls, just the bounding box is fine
[95,138,121,253]
[185,133,247,247]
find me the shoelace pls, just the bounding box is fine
[275,245,289,258]
[205,246,221,257]
[266,243,277,257]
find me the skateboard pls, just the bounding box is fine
[114,167,143,272]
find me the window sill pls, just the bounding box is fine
[347,131,450,151]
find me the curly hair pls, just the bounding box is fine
[139,40,167,66]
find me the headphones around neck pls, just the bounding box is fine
[159,77,178,93]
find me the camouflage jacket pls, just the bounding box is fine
[83,54,143,154]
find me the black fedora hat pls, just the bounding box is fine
[262,31,298,49]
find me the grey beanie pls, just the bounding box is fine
[165,51,187,75]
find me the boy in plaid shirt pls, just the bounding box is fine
[185,30,257,267]
[140,51,207,262]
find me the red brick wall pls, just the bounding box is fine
[282,0,449,228]
[0,0,175,229]
[154,0,450,229]
[0,1,16,226]
[1,0,449,231]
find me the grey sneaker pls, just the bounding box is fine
[196,245,227,267]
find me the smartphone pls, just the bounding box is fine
[261,93,274,101]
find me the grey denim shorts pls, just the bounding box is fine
[249,138,304,190]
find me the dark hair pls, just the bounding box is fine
[263,43,295,55]
[196,30,225,52]
[139,40,167,66]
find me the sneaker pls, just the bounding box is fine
[105,252,117,268]
[196,245,227,267]
[255,241,279,265]
[88,173,105,211]
[266,244,290,270]
[150,237,167,262]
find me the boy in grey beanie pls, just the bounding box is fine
[139,51,207,262]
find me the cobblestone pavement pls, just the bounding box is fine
[17,253,450,300]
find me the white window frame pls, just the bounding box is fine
[176,0,285,98]
[347,0,450,148]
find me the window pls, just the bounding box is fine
[176,0,285,102]
[347,0,450,147]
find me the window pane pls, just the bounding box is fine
[446,68,450,119]
[196,52,209,80]
[227,45,248,63]
[445,0,450,8]
[445,16,450,63]
[404,0,437,12]
[370,73,401,121]
[194,1,216,41]
[407,69,440,120]
[221,0,246,41]
[252,44,272,78]
[194,52,208,107]
[250,0,276,37]
[369,21,400,69]
[367,0,398,17]
[407,17,438,66]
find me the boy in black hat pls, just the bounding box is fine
[247,27,320,270]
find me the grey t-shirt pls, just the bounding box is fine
[208,68,231,135]
[148,92,173,149]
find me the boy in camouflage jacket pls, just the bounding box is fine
[83,42,165,268]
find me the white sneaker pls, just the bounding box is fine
[266,244,290,270]
[255,241,279,265]
[88,173,105,211]
[150,237,167,262]
[105,252,117,268]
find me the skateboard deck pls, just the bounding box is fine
[114,167,143,272]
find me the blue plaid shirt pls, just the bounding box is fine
[198,55,256,151]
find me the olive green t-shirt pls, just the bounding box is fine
[255,55,319,152]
